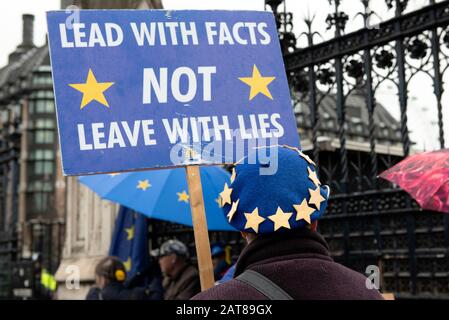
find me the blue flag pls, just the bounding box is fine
[109,206,149,278]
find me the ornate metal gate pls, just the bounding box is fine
[270,0,449,298]
[150,0,449,299]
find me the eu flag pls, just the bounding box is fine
[109,206,149,279]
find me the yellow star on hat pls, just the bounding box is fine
[69,68,114,109]
[215,196,221,207]
[220,183,233,207]
[307,167,321,187]
[230,168,237,184]
[244,208,266,233]
[268,207,293,231]
[309,187,326,210]
[238,64,276,100]
[293,199,315,224]
[298,150,316,166]
[227,199,240,222]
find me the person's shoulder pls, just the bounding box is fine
[325,261,384,299]
[85,287,101,300]
[191,279,267,300]
[184,264,200,278]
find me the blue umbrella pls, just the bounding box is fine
[78,166,236,231]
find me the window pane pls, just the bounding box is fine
[43,162,53,174]
[45,131,54,144]
[34,161,43,174]
[35,130,54,144]
[31,181,43,191]
[32,192,49,213]
[35,161,54,175]
[36,119,54,129]
[36,150,43,160]
[32,193,42,211]
[35,119,54,129]
[45,101,54,113]
[36,100,46,113]
[28,101,35,114]
[45,91,54,99]
[43,182,52,192]
[44,150,54,159]
[35,131,44,143]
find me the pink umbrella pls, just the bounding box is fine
[379,149,449,213]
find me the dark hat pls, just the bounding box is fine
[219,145,330,234]
[150,239,189,258]
[211,244,225,258]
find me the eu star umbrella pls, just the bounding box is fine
[78,166,236,231]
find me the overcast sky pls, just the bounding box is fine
[0,0,447,151]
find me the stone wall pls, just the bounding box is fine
[55,178,118,299]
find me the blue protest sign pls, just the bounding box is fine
[47,10,300,175]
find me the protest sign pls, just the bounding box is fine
[47,10,300,175]
[47,9,300,290]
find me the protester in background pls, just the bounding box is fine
[151,239,200,300]
[217,263,236,284]
[32,253,55,300]
[86,256,147,300]
[124,257,164,300]
[211,244,231,281]
[193,146,384,300]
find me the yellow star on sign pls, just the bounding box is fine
[309,187,326,210]
[219,183,233,207]
[244,208,266,233]
[177,190,189,203]
[125,225,134,240]
[123,257,131,271]
[294,199,315,224]
[137,180,151,191]
[239,65,276,100]
[268,207,293,231]
[307,167,321,187]
[69,69,114,109]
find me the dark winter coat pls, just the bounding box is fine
[192,228,384,300]
[85,282,147,300]
[163,263,201,300]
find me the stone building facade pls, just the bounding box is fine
[53,0,163,300]
[0,0,162,300]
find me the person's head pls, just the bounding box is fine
[94,256,127,289]
[211,244,226,269]
[220,145,330,242]
[241,221,319,244]
[151,239,189,277]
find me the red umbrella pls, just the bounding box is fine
[379,149,449,213]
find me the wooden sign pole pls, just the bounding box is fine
[185,165,215,291]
